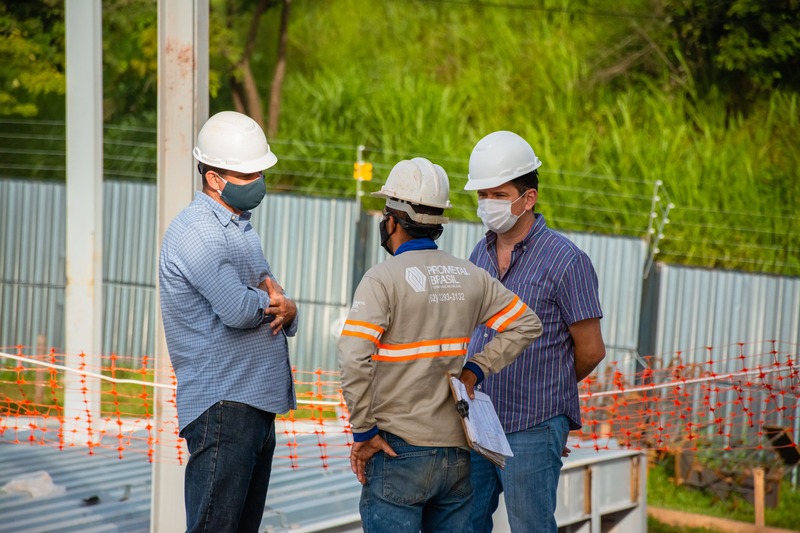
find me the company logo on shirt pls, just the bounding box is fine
[405,267,427,292]
[405,264,471,292]
[426,264,469,288]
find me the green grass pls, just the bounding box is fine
[2,0,798,278]
[265,0,800,277]
[648,460,800,530]
[284,382,342,421]
[647,516,718,533]
[1,368,344,422]
[0,367,155,419]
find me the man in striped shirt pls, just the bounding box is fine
[464,131,606,533]
[337,157,542,532]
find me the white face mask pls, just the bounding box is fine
[476,192,528,234]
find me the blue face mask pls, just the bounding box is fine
[218,173,266,211]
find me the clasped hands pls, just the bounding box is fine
[259,277,297,335]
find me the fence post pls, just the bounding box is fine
[753,467,765,527]
[351,145,371,297]
[34,334,46,405]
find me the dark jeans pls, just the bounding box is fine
[360,431,473,533]
[180,401,277,533]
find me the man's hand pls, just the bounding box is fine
[350,434,397,485]
[260,277,297,335]
[458,369,478,399]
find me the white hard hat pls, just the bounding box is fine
[193,111,278,173]
[371,157,452,224]
[464,130,542,191]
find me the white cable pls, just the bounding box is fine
[0,351,343,406]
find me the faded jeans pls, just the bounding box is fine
[180,400,277,533]
[470,415,570,533]
[360,431,473,533]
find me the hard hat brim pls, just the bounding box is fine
[370,190,452,209]
[240,152,278,174]
[193,148,278,174]
[228,151,278,174]
[463,175,514,191]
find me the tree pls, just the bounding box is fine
[0,0,290,128]
[212,0,292,135]
[102,0,158,123]
[665,0,800,106]
[267,0,291,138]
[584,0,800,112]
[0,0,66,117]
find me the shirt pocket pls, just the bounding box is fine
[506,278,557,322]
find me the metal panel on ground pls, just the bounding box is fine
[0,432,646,533]
[0,425,362,533]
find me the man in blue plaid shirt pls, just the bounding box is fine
[159,111,298,533]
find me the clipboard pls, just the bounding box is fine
[447,374,513,469]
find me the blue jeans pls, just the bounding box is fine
[360,431,473,533]
[180,401,277,533]
[470,415,570,533]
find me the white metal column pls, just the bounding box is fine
[64,0,102,443]
[152,0,208,531]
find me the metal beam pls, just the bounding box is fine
[152,0,209,531]
[64,0,102,443]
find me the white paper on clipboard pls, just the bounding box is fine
[448,375,513,468]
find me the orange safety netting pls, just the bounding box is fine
[575,340,799,460]
[1,340,798,468]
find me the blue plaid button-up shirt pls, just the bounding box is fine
[159,191,297,431]
[467,214,602,432]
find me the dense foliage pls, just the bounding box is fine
[666,0,800,107]
[0,0,65,117]
[0,0,798,275]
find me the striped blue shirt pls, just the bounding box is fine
[467,214,602,431]
[159,191,297,431]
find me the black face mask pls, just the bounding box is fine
[379,214,394,255]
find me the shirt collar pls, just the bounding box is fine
[196,191,250,228]
[485,213,548,250]
[395,237,438,255]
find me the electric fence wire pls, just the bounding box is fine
[1,119,797,271]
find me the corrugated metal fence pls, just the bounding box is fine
[1,178,799,374]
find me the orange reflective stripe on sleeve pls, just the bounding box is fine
[486,296,528,333]
[341,319,384,345]
[373,337,470,362]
